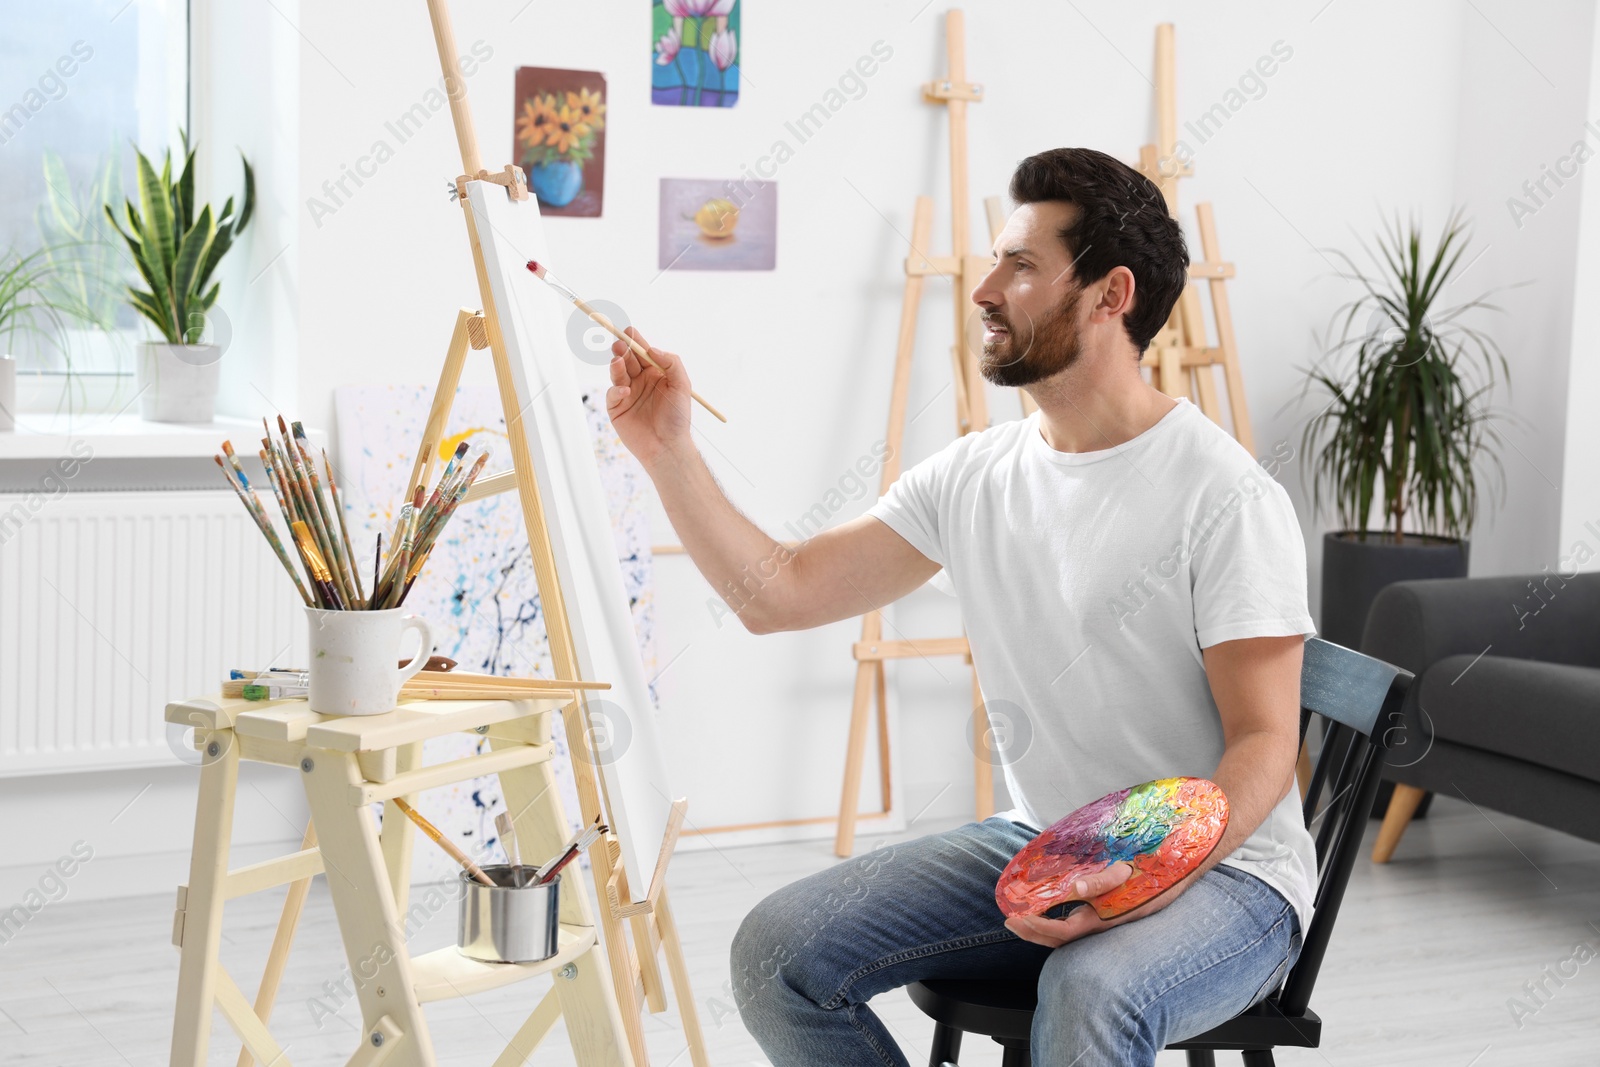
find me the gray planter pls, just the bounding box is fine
[1320,529,1469,819]
[136,341,220,423]
[1321,530,1470,649]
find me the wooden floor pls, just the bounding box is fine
[2,796,1596,1065]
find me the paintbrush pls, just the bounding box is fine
[290,520,345,609]
[292,422,361,607]
[214,453,314,606]
[392,798,497,887]
[533,818,608,886]
[279,418,352,607]
[525,260,727,423]
[414,670,610,691]
[320,446,366,608]
[495,812,525,887]
[258,446,300,536]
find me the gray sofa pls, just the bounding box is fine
[1358,570,1600,861]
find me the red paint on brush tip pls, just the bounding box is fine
[526,260,540,274]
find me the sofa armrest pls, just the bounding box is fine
[1361,572,1600,676]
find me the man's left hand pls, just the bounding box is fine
[1003,861,1176,948]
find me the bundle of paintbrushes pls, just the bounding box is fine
[213,417,491,611]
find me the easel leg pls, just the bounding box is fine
[971,665,993,821]
[655,888,711,1067]
[170,729,239,1067]
[836,639,881,857]
[873,660,891,813]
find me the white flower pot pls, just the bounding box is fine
[0,355,15,432]
[136,341,220,423]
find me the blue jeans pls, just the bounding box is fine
[730,816,1303,1066]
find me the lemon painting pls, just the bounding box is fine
[658,177,776,271]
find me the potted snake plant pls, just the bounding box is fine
[105,134,253,423]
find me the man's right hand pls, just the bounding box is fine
[607,326,694,470]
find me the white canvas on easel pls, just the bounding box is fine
[464,179,674,905]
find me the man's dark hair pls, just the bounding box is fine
[1008,147,1189,353]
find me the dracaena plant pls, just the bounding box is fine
[1299,208,1510,545]
[105,133,254,345]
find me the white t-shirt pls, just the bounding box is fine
[866,396,1318,933]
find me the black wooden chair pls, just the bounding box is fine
[907,637,1412,1066]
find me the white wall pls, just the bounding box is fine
[16,2,1591,907]
[283,0,1560,844]
[1449,0,1593,576]
[1562,4,1600,563]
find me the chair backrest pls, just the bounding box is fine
[1275,637,1412,1016]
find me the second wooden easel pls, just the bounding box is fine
[1136,22,1256,454]
[834,8,1028,857]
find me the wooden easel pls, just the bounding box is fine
[834,9,1024,857]
[410,1,708,1063]
[1135,23,1256,454]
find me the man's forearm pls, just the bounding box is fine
[1196,728,1301,881]
[645,441,796,632]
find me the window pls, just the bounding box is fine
[1,0,188,404]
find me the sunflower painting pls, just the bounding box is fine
[513,67,607,217]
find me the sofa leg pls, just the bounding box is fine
[1372,783,1427,863]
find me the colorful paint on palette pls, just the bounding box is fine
[995,777,1229,921]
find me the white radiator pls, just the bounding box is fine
[0,491,305,776]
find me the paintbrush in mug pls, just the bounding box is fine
[291,520,345,609]
[293,422,364,607]
[214,453,314,606]
[319,444,367,608]
[292,421,361,607]
[392,797,497,887]
[258,446,301,536]
[525,259,727,424]
[279,419,352,607]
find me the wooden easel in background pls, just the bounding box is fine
[834,9,1027,857]
[1135,23,1256,455]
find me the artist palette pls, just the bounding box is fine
[995,776,1229,921]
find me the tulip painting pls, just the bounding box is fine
[652,0,740,107]
[513,67,607,217]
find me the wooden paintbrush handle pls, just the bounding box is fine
[393,797,496,886]
[573,299,729,424]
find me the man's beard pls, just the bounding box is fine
[979,286,1083,388]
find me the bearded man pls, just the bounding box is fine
[603,147,1316,1066]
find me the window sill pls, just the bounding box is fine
[1,413,325,461]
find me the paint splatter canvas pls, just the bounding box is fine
[652,0,740,107]
[995,777,1229,921]
[658,177,776,271]
[514,67,606,217]
[334,383,658,881]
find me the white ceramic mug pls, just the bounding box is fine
[305,607,432,716]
